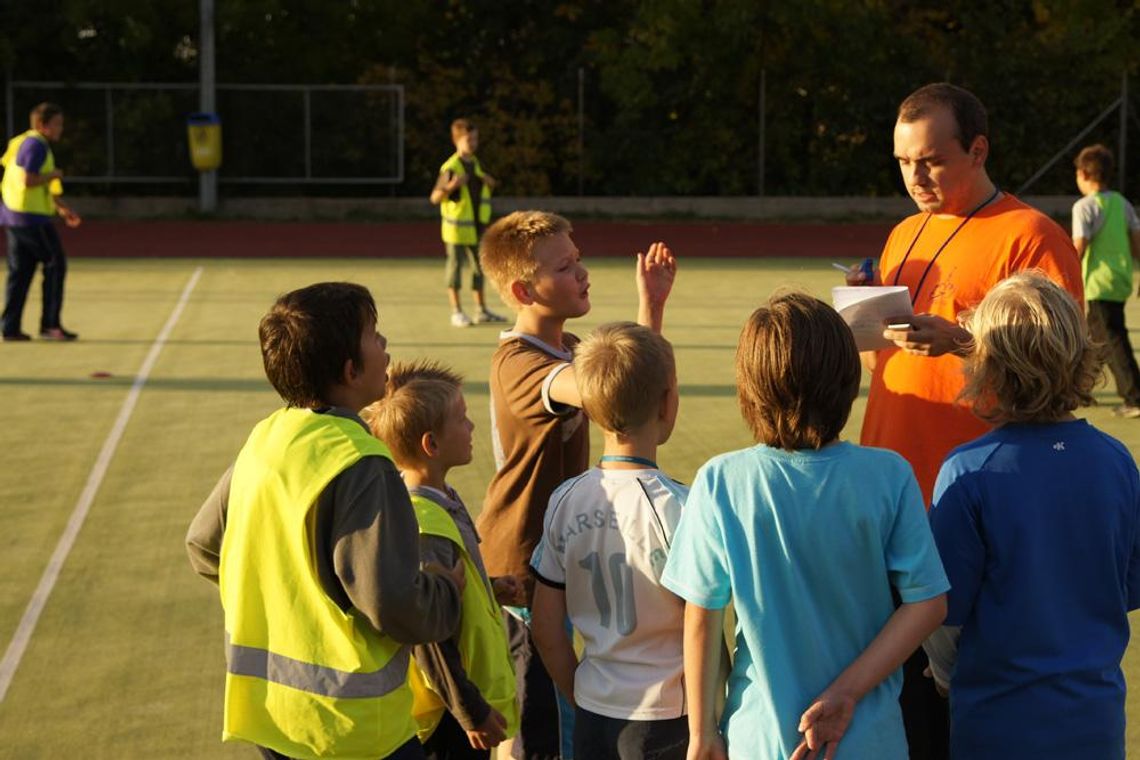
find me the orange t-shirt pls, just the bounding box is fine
[860,194,1083,504]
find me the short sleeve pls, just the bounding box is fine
[929,462,985,626]
[494,342,576,421]
[530,487,568,588]
[884,467,950,603]
[16,138,47,174]
[1072,196,1100,240]
[1124,198,1140,232]
[1013,215,1083,303]
[660,464,731,609]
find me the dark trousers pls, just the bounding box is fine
[899,639,949,760]
[423,710,490,760]
[1088,299,1140,406]
[572,707,688,760]
[257,736,425,760]
[2,223,67,336]
[505,611,562,760]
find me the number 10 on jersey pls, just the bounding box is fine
[578,552,638,635]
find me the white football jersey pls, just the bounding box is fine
[532,466,688,719]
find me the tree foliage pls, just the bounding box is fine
[1,0,1137,196]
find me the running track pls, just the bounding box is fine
[30,220,894,259]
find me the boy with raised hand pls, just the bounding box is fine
[476,210,676,759]
[363,360,519,760]
[662,292,948,760]
[530,322,688,760]
[1072,143,1140,418]
[925,273,1140,759]
[186,282,464,760]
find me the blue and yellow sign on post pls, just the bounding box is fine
[187,112,222,171]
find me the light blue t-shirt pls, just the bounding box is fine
[662,441,948,759]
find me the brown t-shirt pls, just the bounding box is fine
[477,332,590,593]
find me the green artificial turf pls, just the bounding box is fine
[1,256,1139,756]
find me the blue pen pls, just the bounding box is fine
[859,257,875,282]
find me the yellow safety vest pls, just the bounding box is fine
[220,408,417,760]
[439,152,492,246]
[0,130,60,216]
[407,494,519,741]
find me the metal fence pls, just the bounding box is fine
[3,80,404,185]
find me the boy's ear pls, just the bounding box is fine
[420,431,437,458]
[510,279,535,306]
[341,357,358,384]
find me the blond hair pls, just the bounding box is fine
[480,210,572,309]
[735,291,860,450]
[575,322,675,435]
[959,272,1098,424]
[362,360,463,466]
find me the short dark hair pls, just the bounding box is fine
[30,102,63,128]
[735,292,860,450]
[1075,144,1114,184]
[258,282,377,408]
[451,118,476,142]
[898,83,988,153]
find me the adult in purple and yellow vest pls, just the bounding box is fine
[187,282,465,759]
[1,102,82,342]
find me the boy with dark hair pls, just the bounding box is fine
[187,282,464,760]
[364,360,519,760]
[1,101,82,341]
[531,322,688,760]
[476,210,676,759]
[429,118,505,328]
[663,292,948,760]
[926,273,1140,758]
[1072,143,1140,417]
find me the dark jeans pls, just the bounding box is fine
[423,709,490,760]
[257,736,425,760]
[898,628,949,760]
[2,223,67,336]
[572,707,688,760]
[1088,299,1140,406]
[504,610,562,760]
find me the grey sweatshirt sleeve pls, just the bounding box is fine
[922,624,961,693]
[185,466,233,584]
[327,457,462,644]
[413,534,492,730]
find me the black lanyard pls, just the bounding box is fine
[891,187,1001,306]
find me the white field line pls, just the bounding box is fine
[0,266,204,703]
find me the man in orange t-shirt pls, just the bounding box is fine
[855,84,1082,504]
[849,82,1082,760]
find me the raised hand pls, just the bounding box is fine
[636,241,677,332]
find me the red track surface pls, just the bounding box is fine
[27,220,895,259]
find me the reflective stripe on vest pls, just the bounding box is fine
[439,152,492,245]
[407,494,519,742]
[221,408,417,759]
[1,131,56,216]
[225,632,410,699]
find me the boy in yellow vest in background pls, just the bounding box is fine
[1,102,82,342]
[1072,144,1140,418]
[365,360,519,760]
[430,118,506,328]
[187,282,465,760]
